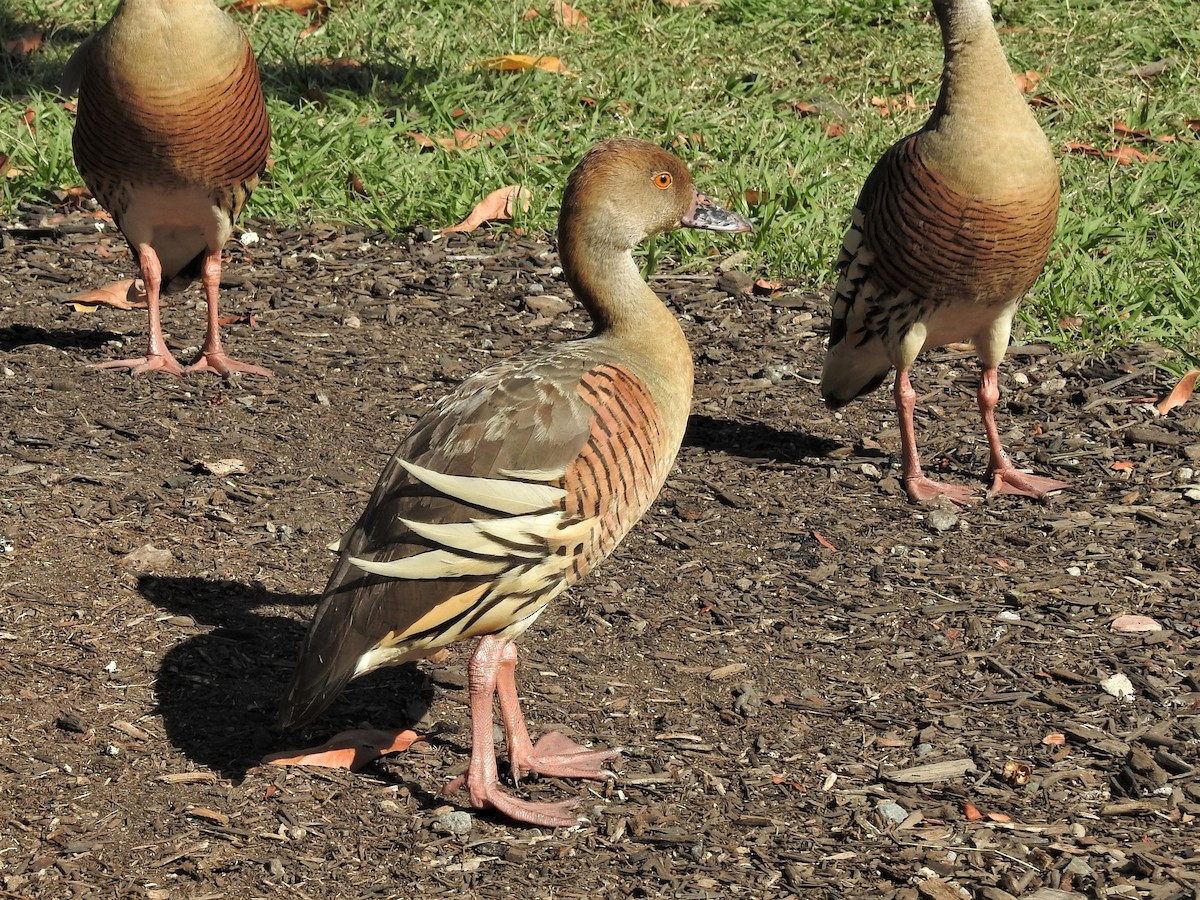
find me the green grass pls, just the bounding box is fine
[2,0,1198,363]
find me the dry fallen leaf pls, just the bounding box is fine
[1062,142,1161,165]
[1155,369,1199,415]
[1012,70,1042,94]
[69,278,147,311]
[232,0,326,12]
[812,530,838,551]
[552,0,589,30]
[264,728,422,772]
[1042,732,1066,746]
[406,126,511,153]
[962,801,983,820]
[1112,121,1175,143]
[3,26,43,55]
[443,184,530,233]
[472,54,575,76]
[791,101,820,117]
[825,122,846,138]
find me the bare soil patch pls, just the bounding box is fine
[1,207,1198,899]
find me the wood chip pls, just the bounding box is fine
[883,759,976,784]
[154,772,219,784]
[707,662,749,680]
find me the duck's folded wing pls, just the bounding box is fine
[280,351,669,728]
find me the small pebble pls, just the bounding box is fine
[925,509,958,532]
[996,610,1021,622]
[1175,467,1194,484]
[915,742,934,758]
[860,463,881,478]
[876,800,908,824]
[434,811,472,835]
[1066,566,1082,577]
[1185,488,1200,503]
[1100,673,1135,700]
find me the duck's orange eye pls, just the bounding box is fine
[653,172,673,189]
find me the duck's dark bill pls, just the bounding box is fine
[682,192,754,233]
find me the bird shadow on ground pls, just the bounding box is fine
[137,574,434,781]
[684,412,846,463]
[0,323,123,353]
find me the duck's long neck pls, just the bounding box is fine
[923,0,1052,185]
[558,221,695,434]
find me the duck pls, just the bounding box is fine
[63,0,272,377]
[820,0,1067,505]
[278,138,753,827]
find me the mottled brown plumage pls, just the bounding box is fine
[65,0,271,376]
[821,0,1066,504]
[279,138,752,827]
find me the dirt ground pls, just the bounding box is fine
[1,204,1198,900]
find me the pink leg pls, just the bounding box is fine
[895,368,975,506]
[93,247,184,376]
[493,639,618,784]
[442,636,581,827]
[185,249,273,378]
[980,366,1070,499]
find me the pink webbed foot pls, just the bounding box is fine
[93,351,185,377]
[988,465,1070,500]
[511,731,620,782]
[903,474,976,507]
[185,351,273,378]
[442,772,582,829]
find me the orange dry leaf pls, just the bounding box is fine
[1043,732,1066,746]
[232,0,326,12]
[1156,369,1199,415]
[443,184,530,233]
[986,811,1013,823]
[472,54,575,76]
[263,728,422,772]
[552,0,589,30]
[1111,461,1135,471]
[523,7,539,19]
[812,530,838,551]
[1012,70,1042,94]
[870,94,922,117]
[962,801,983,820]
[3,26,43,55]
[20,107,35,133]
[1112,121,1175,143]
[406,126,511,152]
[792,101,820,117]
[825,122,845,138]
[1063,142,1161,165]
[70,279,146,311]
[753,279,783,296]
